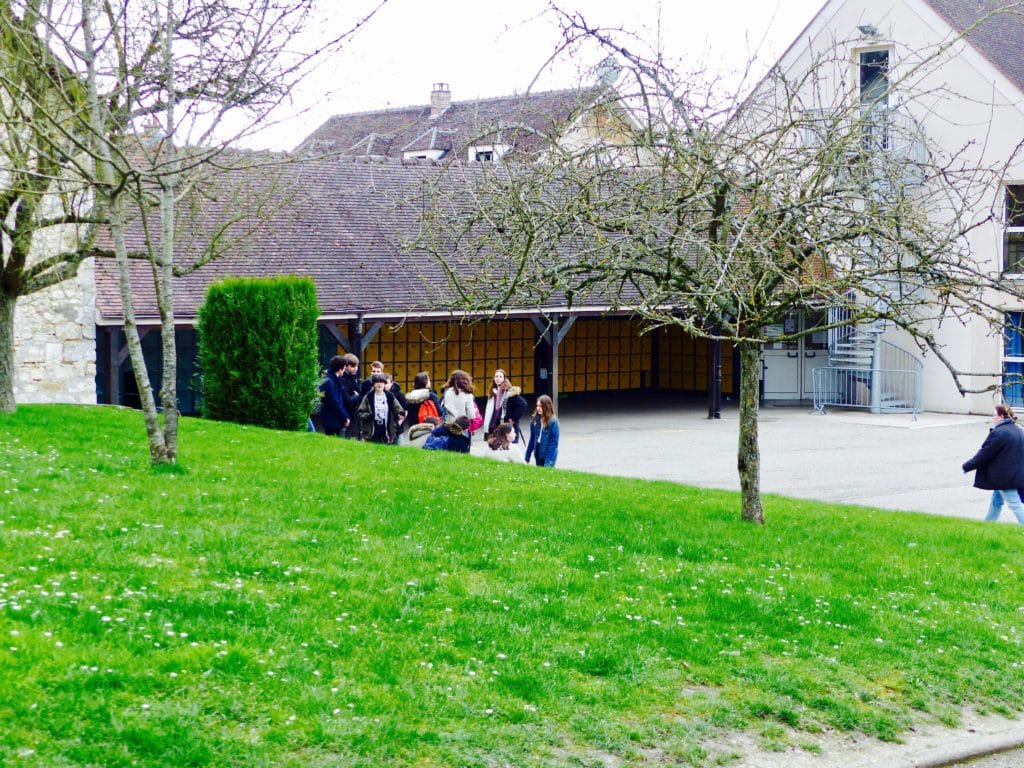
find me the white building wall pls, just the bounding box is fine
[777,0,1024,414]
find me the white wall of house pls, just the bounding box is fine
[777,0,1024,414]
[13,258,97,405]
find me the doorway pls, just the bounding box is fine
[762,311,828,402]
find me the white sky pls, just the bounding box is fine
[248,0,826,151]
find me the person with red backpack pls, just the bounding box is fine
[404,371,443,425]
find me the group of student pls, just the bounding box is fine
[314,353,559,467]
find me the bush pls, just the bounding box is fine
[197,276,319,430]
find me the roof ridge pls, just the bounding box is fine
[321,85,597,122]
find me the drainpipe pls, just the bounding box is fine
[352,314,364,361]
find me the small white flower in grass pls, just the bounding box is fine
[141,704,150,710]
[168,672,178,678]
[333,708,341,715]
[875,638,884,644]
[484,708,494,715]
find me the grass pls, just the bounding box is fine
[1,404,1022,767]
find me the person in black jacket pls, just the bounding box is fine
[962,404,1024,523]
[319,356,351,437]
[338,353,362,438]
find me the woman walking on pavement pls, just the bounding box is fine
[962,404,1024,524]
[524,394,560,467]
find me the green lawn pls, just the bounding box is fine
[1,405,1022,767]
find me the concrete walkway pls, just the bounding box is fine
[547,396,1000,522]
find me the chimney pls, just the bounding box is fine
[430,82,451,119]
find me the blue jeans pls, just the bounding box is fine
[985,490,1024,524]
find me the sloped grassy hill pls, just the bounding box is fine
[1,405,1022,767]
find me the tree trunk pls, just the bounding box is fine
[0,292,15,414]
[111,197,171,464]
[156,10,178,463]
[737,339,765,524]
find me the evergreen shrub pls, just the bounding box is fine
[197,276,319,430]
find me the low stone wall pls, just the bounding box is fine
[13,259,97,405]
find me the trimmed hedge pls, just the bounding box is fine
[197,276,319,430]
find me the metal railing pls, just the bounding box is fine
[812,366,921,414]
[813,329,924,415]
[800,106,927,165]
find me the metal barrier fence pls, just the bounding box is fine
[812,366,921,415]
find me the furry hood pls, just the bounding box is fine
[405,387,432,404]
[407,422,435,439]
[492,385,522,397]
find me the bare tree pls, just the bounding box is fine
[11,0,384,462]
[419,7,1024,522]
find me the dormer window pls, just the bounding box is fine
[1005,185,1024,273]
[403,149,445,161]
[468,144,510,163]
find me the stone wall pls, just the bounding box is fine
[13,258,97,405]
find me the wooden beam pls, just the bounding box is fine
[322,322,350,351]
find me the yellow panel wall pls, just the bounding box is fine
[658,326,735,394]
[333,317,734,396]
[360,320,536,394]
[559,318,653,393]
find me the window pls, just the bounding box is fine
[1004,312,1024,406]
[467,144,510,163]
[858,48,890,150]
[859,49,889,106]
[402,149,445,161]
[1004,185,1024,273]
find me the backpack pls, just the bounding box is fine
[468,401,484,434]
[423,432,449,451]
[418,397,440,424]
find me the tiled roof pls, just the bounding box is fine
[294,87,601,160]
[922,0,1024,94]
[92,155,604,324]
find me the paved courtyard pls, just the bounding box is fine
[540,395,1002,523]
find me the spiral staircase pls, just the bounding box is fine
[812,325,923,415]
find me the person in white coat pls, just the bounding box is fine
[441,369,477,449]
[442,369,476,425]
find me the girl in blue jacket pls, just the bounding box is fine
[524,395,559,467]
